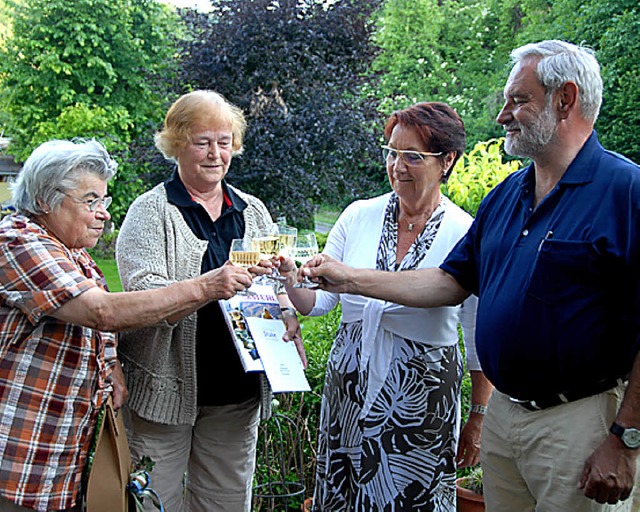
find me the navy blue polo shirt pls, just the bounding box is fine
[441,132,640,399]
[165,172,260,406]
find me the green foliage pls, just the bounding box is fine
[0,0,15,52]
[30,104,133,155]
[442,138,521,216]
[371,0,445,111]
[576,1,639,163]
[370,0,640,163]
[254,305,340,509]
[370,0,509,148]
[169,0,385,228]
[0,0,181,225]
[458,465,484,495]
[499,0,640,163]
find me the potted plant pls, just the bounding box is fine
[456,465,485,512]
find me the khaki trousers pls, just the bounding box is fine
[125,398,260,512]
[481,385,639,512]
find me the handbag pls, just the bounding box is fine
[85,395,131,512]
[84,396,165,512]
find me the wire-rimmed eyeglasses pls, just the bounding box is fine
[59,190,112,212]
[382,145,443,166]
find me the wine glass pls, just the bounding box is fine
[293,232,319,288]
[251,224,283,283]
[278,225,298,258]
[229,238,260,294]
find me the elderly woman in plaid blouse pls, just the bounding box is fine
[0,139,253,511]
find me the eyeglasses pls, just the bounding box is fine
[59,191,112,212]
[382,145,443,166]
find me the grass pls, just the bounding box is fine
[93,258,122,292]
[314,205,341,225]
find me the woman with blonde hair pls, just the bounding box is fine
[116,90,304,511]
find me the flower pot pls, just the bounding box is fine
[456,477,485,512]
[301,496,313,512]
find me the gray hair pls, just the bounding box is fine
[510,40,603,123]
[11,139,118,215]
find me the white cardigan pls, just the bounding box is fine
[309,193,479,417]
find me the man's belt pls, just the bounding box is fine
[509,377,626,411]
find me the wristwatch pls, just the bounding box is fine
[470,404,487,415]
[610,422,640,449]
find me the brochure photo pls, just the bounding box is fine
[221,283,310,393]
[220,284,273,372]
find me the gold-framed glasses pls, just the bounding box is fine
[382,145,443,166]
[59,190,112,212]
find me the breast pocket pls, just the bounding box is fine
[527,239,603,305]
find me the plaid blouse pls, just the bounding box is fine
[0,214,117,511]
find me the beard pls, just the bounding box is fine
[504,101,558,158]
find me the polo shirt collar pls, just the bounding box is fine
[164,170,248,212]
[520,130,601,190]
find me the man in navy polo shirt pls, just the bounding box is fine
[301,40,640,511]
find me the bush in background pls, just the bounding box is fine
[442,137,521,216]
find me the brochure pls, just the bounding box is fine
[221,283,310,392]
[245,316,311,393]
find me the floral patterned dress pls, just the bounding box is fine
[312,195,462,511]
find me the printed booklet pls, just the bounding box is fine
[221,283,310,392]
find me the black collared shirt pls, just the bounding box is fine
[165,171,260,406]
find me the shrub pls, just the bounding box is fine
[442,137,521,216]
[253,305,339,510]
[458,465,483,495]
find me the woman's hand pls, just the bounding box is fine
[281,308,307,368]
[111,362,129,410]
[274,255,300,287]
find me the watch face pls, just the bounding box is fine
[622,428,640,449]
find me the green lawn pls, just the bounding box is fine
[314,205,341,225]
[94,258,122,292]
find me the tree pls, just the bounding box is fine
[172,0,385,227]
[370,0,511,149]
[486,0,640,163]
[526,0,640,163]
[0,0,181,223]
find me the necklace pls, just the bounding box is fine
[402,211,431,233]
[400,199,441,232]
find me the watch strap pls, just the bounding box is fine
[470,404,487,415]
[610,422,625,438]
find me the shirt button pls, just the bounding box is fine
[522,229,529,236]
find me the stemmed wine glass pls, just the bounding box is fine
[293,232,319,288]
[278,225,298,258]
[251,223,283,284]
[229,238,261,294]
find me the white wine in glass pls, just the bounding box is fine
[278,225,298,257]
[229,239,260,268]
[251,223,285,283]
[251,236,280,259]
[293,233,319,288]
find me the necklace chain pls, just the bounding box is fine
[398,197,441,233]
